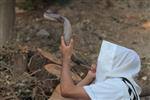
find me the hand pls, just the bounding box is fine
[86,64,96,79]
[60,36,73,60]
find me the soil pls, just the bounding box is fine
[0,0,150,100]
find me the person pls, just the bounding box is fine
[60,36,141,100]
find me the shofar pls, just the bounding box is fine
[44,10,72,46]
[43,10,89,67]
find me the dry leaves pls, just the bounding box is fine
[37,48,62,65]
[44,64,81,81]
[37,48,82,99]
[44,64,61,78]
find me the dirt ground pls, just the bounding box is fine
[0,0,150,100]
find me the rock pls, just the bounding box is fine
[25,37,30,41]
[15,7,26,14]
[36,29,50,37]
[142,76,148,81]
[142,21,150,29]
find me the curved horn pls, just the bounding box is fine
[44,10,72,45]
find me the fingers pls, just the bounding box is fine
[69,38,73,47]
[91,68,96,73]
[61,36,65,46]
[61,36,73,47]
[91,64,96,69]
[90,64,96,73]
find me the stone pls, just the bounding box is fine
[142,76,148,81]
[36,29,50,37]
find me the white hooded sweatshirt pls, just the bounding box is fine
[84,40,141,100]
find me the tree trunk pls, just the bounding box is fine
[0,0,15,47]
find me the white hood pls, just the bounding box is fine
[96,40,141,95]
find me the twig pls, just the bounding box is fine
[27,55,34,67]
[32,87,38,99]
[10,87,19,100]
[29,69,41,76]
[0,62,14,78]
[4,96,15,100]
[37,86,49,98]
[44,78,59,82]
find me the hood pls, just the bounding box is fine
[96,40,141,95]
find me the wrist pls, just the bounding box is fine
[63,56,71,61]
[62,57,71,69]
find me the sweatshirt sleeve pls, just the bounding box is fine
[83,78,125,100]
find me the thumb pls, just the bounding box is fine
[69,39,74,47]
[91,64,96,73]
[61,36,65,46]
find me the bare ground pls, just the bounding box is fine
[0,0,150,99]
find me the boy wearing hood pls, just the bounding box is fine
[60,36,141,100]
